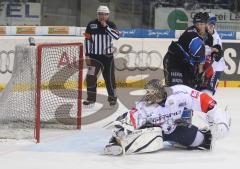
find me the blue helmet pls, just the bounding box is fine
[208,13,217,25]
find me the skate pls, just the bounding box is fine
[103,143,123,156]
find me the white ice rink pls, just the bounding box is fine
[0,88,239,169]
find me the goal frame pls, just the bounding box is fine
[35,43,83,143]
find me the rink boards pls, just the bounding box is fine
[0,36,240,89]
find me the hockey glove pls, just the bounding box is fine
[211,44,223,62]
[195,72,205,89]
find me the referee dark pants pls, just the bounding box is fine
[86,54,116,103]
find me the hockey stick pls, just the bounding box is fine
[102,121,114,129]
[201,59,214,79]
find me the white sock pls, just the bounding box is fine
[190,131,204,147]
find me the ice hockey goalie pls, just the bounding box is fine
[103,79,231,155]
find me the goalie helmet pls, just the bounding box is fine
[142,79,166,105]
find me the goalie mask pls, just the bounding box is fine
[142,79,166,105]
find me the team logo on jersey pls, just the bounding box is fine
[191,90,199,99]
[90,24,98,29]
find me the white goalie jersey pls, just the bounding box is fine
[129,85,220,134]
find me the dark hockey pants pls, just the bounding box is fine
[85,54,116,102]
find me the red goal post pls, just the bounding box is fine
[35,43,84,143]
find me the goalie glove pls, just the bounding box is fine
[113,112,135,138]
[206,106,231,139]
[175,108,193,126]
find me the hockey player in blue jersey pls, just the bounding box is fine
[163,12,209,88]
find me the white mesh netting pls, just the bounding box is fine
[0,43,83,141]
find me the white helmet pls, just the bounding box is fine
[97,5,110,14]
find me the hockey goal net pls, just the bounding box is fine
[0,43,83,143]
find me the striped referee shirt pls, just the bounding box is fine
[84,19,120,56]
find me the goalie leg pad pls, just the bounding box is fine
[104,127,163,155]
[119,127,163,155]
[103,127,163,155]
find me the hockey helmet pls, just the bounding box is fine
[97,5,110,14]
[142,79,167,105]
[193,12,209,24]
[208,13,217,25]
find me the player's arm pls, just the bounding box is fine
[189,36,206,73]
[105,22,120,40]
[196,45,205,74]
[84,24,92,55]
[84,24,92,65]
[205,45,212,56]
[204,32,214,56]
[211,32,223,62]
[190,90,230,139]
[199,92,230,139]
[113,101,164,131]
[213,31,222,47]
[111,102,147,132]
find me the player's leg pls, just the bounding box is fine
[182,64,196,88]
[84,57,103,105]
[163,52,185,86]
[101,56,117,106]
[104,107,162,155]
[201,71,221,96]
[104,127,163,155]
[163,52,172,86]
[163,125,213,150]
[104,111,136,156]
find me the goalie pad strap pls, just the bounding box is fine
[128,135,162,153]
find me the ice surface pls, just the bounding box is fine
[0,88,239,169]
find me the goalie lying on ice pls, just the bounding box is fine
[104,79,231,155]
